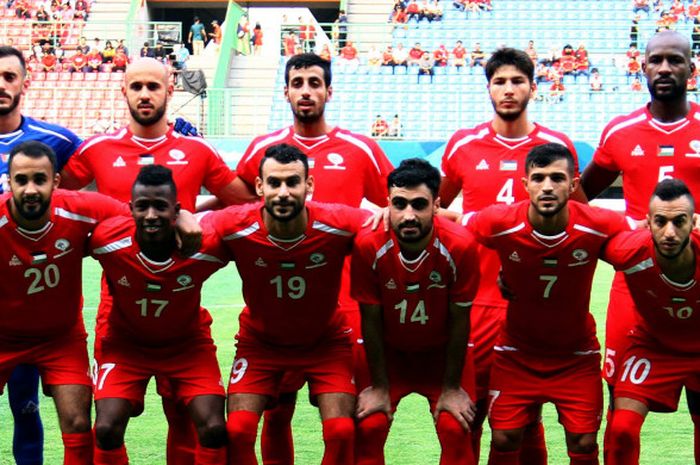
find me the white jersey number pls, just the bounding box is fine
[25,264,60,295]
[135,298,169,318]
[663,305,693,320]
[496,179,516,205]
[394,299,429,325]
[270,275,306,300]
[658,165,674,182]
[620,356,651,385]
[539,275,558,298]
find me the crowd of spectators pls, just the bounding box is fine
[371,114,402,138]
[452,0,492,15]
[12,0,91,22]
[389,0,443,24]
[25,36,131,73]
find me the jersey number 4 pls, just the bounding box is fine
[496,179,516,205]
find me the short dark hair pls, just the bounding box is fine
[652,178,695,210]
[133,164,177,198]
[285,53,332,87]
[9,141,57,174]
[525,143,575,175]
[485,47,534,83]
[387,158,441,199]
[259,144,309,178]
[0,46,26,76]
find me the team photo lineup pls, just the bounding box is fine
[1,9,700,464]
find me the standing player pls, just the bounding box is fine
[60,57,253,465]
[440,47,580,462]
[231,52,393,465]
[89,165,228,465]
[205,144,368,465]
[0,141,128,464]
[466,144,628,465]
[579,30,700,460]
[603,179,700,465]
[0,45,82,465]
[351,159,480,465]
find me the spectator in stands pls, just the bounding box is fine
[253,23,263,55]
[381,45,396,71]
[453,0,467,12]
[140,41,153,58]
[86,47,103,72]
[112,47,128,72]
[627,55,642,82]
[574,43,590,80]
[92,38,102,54]
[68,49,87,72]
[371,115,389,137]
[188,16,206,56]
[670,0,685,22]
[153,43,167,63]
[336,10,348,48]
[116,39,128,57]
[632,0,650,16]
[339,40,359,67]
[14,0,29,18]
[525,40,538,64]
[389,0,401,21]
[299,17,315,53]
[631,77,643,91]
[559,44,575,76]
[406,0,421,22]
[627,43,640,59]
[549,78,565,102]
[657,10,674,30]
[283,31,297,57]
[388,114,402,138]
[35,5,49,21]
[693,24,700,52]
[476,0,493,11]
[689,73,699,93]
[417,51,434,83]
[41,48,57,72]
[367,46,382,69]
[408,42,423,65]
[690,0,700,21]
[426,0,442,21]
[534,61,548,84]
[74,0,88,20]
[319,43,333,61]
[77,36,90,54]
[452,40,467,69]
[211,19,223,48]
[590,67,603,92]
[653,0,664,12]
[26,52,40,73]
[470,42,486,68]
[393,42,409,68]
[102,40,115,63]
[433,44,448,66]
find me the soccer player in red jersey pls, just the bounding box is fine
[603,179,700,465]
[205,144,368,465]
[59,57,252,465]
[579,30,700,460]
[89,165,228,465]
[440,47,580,463]
[351,159,480,465]
[0,141,128,465]
[466,144,628,465]
[232,53,393,465]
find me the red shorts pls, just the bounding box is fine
[603,273,639,385]
[469,304,505,401]
[488,349,603,433]
[615,337,700,412]
[0,326,90,391]
[93,338,224,406]
[355,346,475,410]
[228,333,354,398]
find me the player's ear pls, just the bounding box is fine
[434,196,441,211]
[521,175,529,191]
[255,176,264,197]
[327,85,333,101]
[306,174,314,194]
[174,201,181,215]
[570,176,580,194]
[284,86,290,103]
[129,200,134,212]
[53,171,60,188]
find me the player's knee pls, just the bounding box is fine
[436,411,468,442]
[565,432,598,454]
[59,412,91,434]
[322,417,355,444]
[94,420,126,450]
[357,412,390,439]
[490,428,523,452]
[264,400,296,425]
[607,409,644,450]
[197,420,227,449]
[226,410,260,446]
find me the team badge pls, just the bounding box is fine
[306,252,327,269]
[569,249,590,267]
[1,153,8,163]
[174,274,194,292]
[324,153,346,170]
[55,239,70,251]
[167,149,188,165]
[428,271,446,289]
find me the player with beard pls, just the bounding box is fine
[352,159,480,465]
[603,179,700,465]
[0,45,82,465]
[580,30,700,462]
[231,53,393,465]
[60,57,252,465]
[204,144,370,465]
[465,144,628,465]
[0,141,129,465]
[439,47,580,463]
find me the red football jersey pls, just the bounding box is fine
[237,126,393,208]
[90,216,229,347]
[468,200,627,355]
[351,216,479,352]
[604,230,700,353]
[442,122,579,309]
[205,201,369,347]
[593,102,700,221]
[0,190,127,342]
[64,126,235,212]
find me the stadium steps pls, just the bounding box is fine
[80,0,131,42]
[226,55,278,137]
[346,0,395,53]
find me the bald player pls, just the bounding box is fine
[60,57,251,465]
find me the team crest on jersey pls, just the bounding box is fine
[630,145,645,157]
[427,271,446,289]
[173,274,194,292]
[8,254,21,266]
[255,257,268,267]
[385,278,397,290]
[113,156,126,167]
[508,251,521,262]
[686,140,700,158]
[55,239,70,251]
[306,252,327,269]
[476,159,490,170]
[0,153,8,163]
[323,153,346,170]
[167,149,188,165]
[569,249,590,267]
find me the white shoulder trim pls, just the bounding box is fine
[335,131,383,174]
[623,257,654,275]
[601,114,647,146]
[573,224,608,238]
[445,127,490,161]
[372,238,394,270]
[312,220,353,236]
[241,129,291,166]
[537,131,568,147]
[223,222,260,240]
[490,222,526,237]
[190,252,224,264]
[27,124,74,144]
[0,215,7,229]
[434,237,457,278]
[78,128,128,155]
[54,207,98,224]
[93,236,132,255]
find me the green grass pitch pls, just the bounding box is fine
[0,259,693,463]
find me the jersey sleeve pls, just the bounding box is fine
[592,125,621,172]
[441,131,463,184]
[463,206,499,249]
[62,142,95,187]
[361,139,393,207]
[199,142,237,197]
[75,191,130,222]
[53,131,83,172]
[236,140,265,188]
[601,230,643,270]
[449,232,480,305]
[350,234,382,305]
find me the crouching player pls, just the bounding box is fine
[352,158,480,465]
[89,165,229,465]
[604,179,700,465]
